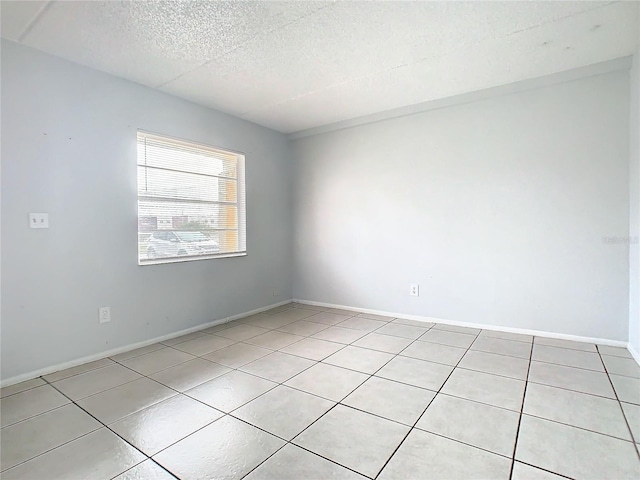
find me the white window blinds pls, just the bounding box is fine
[137,131,246,264]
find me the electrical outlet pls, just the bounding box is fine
[410,284,420,297]
[29,213,49,229]
[272,290,280,297]
[99,306,111,323]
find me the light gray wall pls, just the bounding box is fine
[1,40,293,380]
[292,70,630,341]
[630,51,640,354]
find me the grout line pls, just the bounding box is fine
[508,340,535,480]
[596,345,640,460]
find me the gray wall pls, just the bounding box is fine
[630,51,640,354]
[292,70,631,341]
[1,40,293,380]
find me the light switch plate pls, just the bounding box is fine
[29,213,49,229]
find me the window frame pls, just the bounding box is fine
[137,130,247,266]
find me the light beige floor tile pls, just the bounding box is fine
[0,385,70,427]
[244,315,299,329]
[244,330,305,350]
[352,332,412,353]
[524,382,631,440]
[154,416,284,480]
[110,343,166,362]
[598,345,633,358]
[621,402,640,444]
[285,363,368,401]
[292,303,326,311]
[202,343,272,368]
[337,316,388,332]
[441,368,525,411]
[342,376,435,425]
[1,404,101,471]
[149,358,231,392]
[263,304,296,315]
[43,358,115,383]
[416,393,519,456]
[113,460,175,480]
[393,318,434,328]
[280,337,345,361]
[244,444,365,480]
[432,323,481,335]
[202,321,237,333]
[375,323,429,340]
[52,364,142,400]
[304,312,351,326]
[171,334,236,356]
[356,312,395,321]
[185,370,277,412]
[471,336,532,359]
[377,429,511,480]
[610,374,640,404]
[293,405,410,478]
[602,355,640,378]
[276,320,330,336]
[110,394,223,455]
[516,415,640,480]
[0,378,45,398]
[528,361,615,398]
[324,307,359,316]
[233,385,334,440]
[532,344,604,371]
[459,349,529,380]
[160,331,207,346]
[479,330,533,343]
[401,341,466,366]
[239,352,315,383]
[120,347,195,376]
[420,329,476,349]
[312,326,368,344]
[0,428,144,480]
[236,313,269,324]
[267,308,318,323]
[77,377,176,424]
[511,461,566,479]
[323,346,393,374]
[534,337,597,352]
[215,324,270,341]
[376,356,453,391]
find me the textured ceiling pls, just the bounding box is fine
[1,1,639,134]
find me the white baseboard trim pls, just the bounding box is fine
[628,344,640,367]
[294,298,630,349]
[0,299,293,389]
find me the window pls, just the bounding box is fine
[137,131,246,265]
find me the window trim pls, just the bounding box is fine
[136,130,247,266]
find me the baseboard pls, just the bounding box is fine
[0,299,293,388]
[628,343,640,367]
[294,298,630,349]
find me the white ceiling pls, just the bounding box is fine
[1,1,639,134]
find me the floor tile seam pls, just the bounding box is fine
[518,412,637,444]
[108,459,179,480]
[409,427,515,460]
[40,360,118,383]
[0,382,47,400]
[595,347,640,459]
[513,460,575,480]
[0,426,103,474]
[52,374,146,403]
[525,378,617,401]
[372,327,480,480]
[37,362,118,386]
[478,332,533,344]
[508,338,534,480]
[533,340,599,354]
[38,378,153,474]
[467,346,531,361]
[0,401,87,431]
[115,355,203,378]
[431,325,482,335]
[454,364,528,382]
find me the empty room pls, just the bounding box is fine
[1,0,639,479]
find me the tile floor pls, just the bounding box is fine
[1,303,640,479]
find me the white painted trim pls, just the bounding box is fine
[288,56,633,140]
[0,299,292,388]
[293,299,629,348]
[628,343,640,368]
